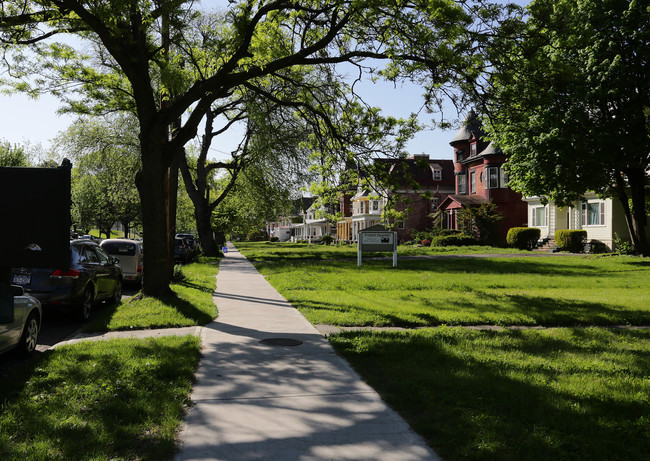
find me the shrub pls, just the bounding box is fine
[431,234,479,247]
[506,227,541,250]
[614,234,637,255]
[456,201,504,245]
[246,230,268,241]
[589,240,610,254]
[555,230,587,253]
[269,236,279,242]
[421,239,432,247]
[321,234,333,245]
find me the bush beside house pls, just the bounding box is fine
[555,230,587,253]
[506,227,541,250]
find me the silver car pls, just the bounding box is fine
[0,285,42,356]
[100,239,143,284]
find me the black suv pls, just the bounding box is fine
[11,240,123,321]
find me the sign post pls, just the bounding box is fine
[357,225,398,267]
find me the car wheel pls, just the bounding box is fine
[80,287,93,321]
[111,279,122,304]
[17,312,40,356]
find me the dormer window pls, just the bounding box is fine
[470,143,477,156]
[431,167,442,181]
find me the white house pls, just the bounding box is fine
[525,193,633,250]
[292,201,337,242]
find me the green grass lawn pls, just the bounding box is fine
[242,252,650,327]
[236,240,527,262]
[330,327,650,460]
[236,241,650,460]
[86,257,219,331]
[0,336,201,460]
[0,259,219,460]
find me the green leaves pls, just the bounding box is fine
[481,0,650,254]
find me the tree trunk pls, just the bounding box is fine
[194,199,219,256]
[628,168,648,256]
[137,140,175,297]
[615,169,648,256]
[121,220,130,239]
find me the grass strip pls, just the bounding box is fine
[236,240,527,262]
[87,257,219,331]
[330,327,650,461]
[0,336,201,461]
[250,256,650,327]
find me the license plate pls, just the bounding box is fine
[12,275,31,285]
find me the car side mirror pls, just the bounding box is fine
[113,257,120,264]
[11,285,24,297]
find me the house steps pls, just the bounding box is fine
[535,238,559,253]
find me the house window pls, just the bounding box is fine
[470,171,476,194]
[500,169,509,187]
[431,197,439,210]
[457,174,467,194]
[456,150,464,162]
[470,143,477,156]
[432,168,442,181]
[444,210,456,229]
[487,167,500,189]
[532,206,548,227]
[372,200,379,211]
[582,202,605,226]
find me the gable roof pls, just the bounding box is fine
[438,194,487,210]
[375,156,455,188]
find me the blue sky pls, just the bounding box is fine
[0,0,529,161]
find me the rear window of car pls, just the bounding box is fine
[102,242,137,256]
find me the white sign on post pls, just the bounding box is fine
[357,227,397,267]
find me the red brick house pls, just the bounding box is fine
[438,111,527,242]
[337,154,455,242]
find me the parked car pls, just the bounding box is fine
[176,233,199,256]
[11,240,123,321]
[100,238,143,284]
[174,237,191,264]
[0,285,42,356]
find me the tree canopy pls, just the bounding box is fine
[57,116,141,238]
[1,0,502,294]
[481,0,650,254]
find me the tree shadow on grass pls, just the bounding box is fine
[291,292,649,328]
[331,328,650,461]
[87,290,214,332]
[0,337,200,460]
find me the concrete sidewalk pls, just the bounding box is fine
[175,244,439,460]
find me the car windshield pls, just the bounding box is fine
[102,242,137,256]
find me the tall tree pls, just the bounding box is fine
[479,0,650,255]
[1,0,495,295]
[58,116,141,238]
[0,140,30,166]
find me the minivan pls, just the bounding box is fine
[100,239,143,284]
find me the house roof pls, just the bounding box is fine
[438,194,486,210]
[450,110,484,144]
[289,196,315,215]
[479,141,500,156]
[352,190,371,201]
[459,140,503,165]
[375,156,455,189]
